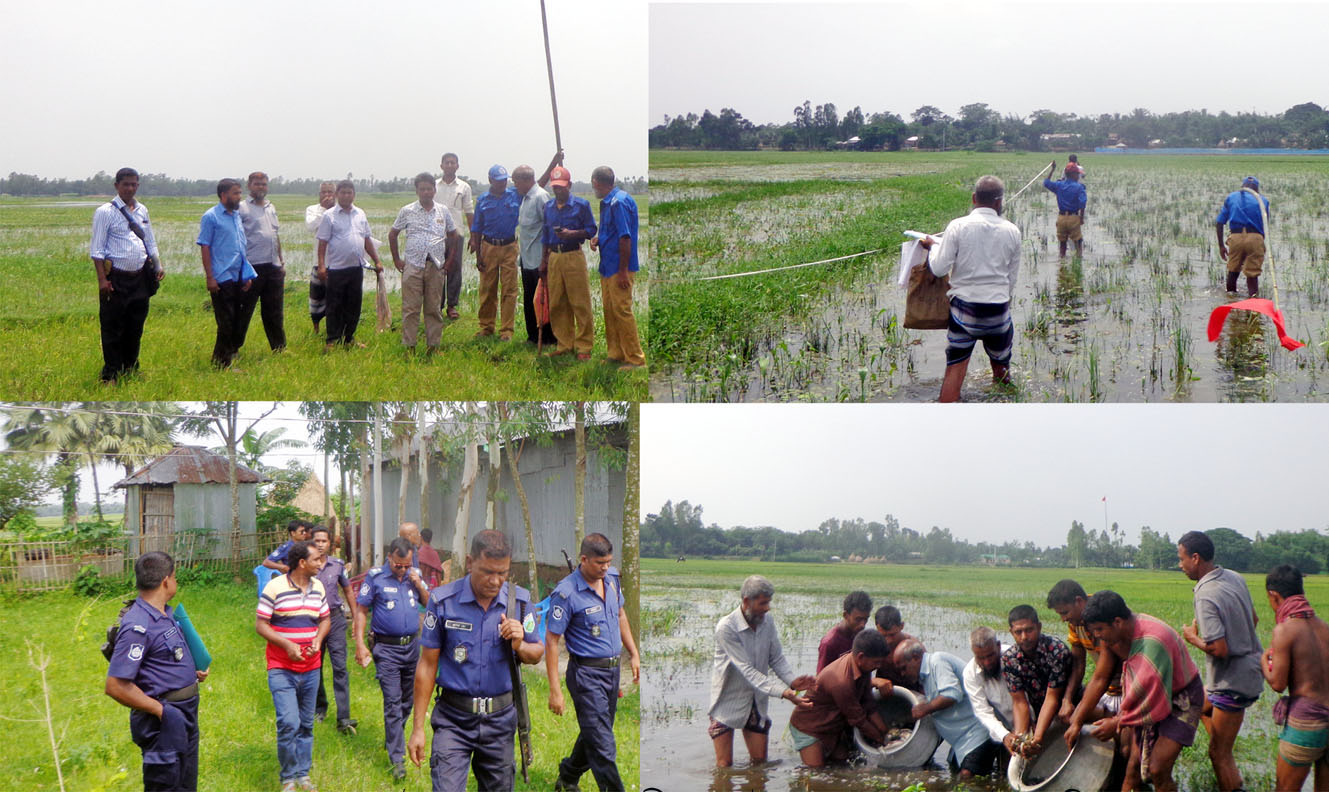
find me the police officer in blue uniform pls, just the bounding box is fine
[545,533,641,792]
[354,536,430,779]
[408,529,544,792]
[262,520,311,574]
[311,525,357,734]
[105,551,209,791]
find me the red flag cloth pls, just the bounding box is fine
[1276,594,1316,624]
[1207,298,1304,351]
[535,278,550,325]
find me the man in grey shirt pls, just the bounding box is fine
[512,161,558,346]
[708,575,814,767]
[1178,530,1262,792]
[239,171,286,351]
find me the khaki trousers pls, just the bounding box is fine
[477,241,519,336]
[548,249,595,354]
[1226,232,1265,276]
[600,274,645,366]
[401,263,445,348]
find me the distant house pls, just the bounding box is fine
[114,445,267,560]
[1039,133,1083,150]
[836,136,862,150]
[903,136,920,150]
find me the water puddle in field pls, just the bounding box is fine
[642,585,1284,791]
[651,163,1329,402]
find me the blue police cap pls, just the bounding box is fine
[1242,176,1259,189]
[488,165,509,182]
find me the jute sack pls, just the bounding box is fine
[903,262,950,329]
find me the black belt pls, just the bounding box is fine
[1058,211,1080,216]
[373,633,416,646]
[570,653,620,669]
[438,688,513,714]
[482,235,515,246]
[162,682,198,702]
[111,266,145,276]
[550,241,583,253]
[1230,225,1262,235]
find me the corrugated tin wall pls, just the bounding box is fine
[363,431,626,566]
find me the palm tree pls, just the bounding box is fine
[4,404,102,524]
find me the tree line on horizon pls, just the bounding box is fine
[642,500,1329,574]
[649,101,1329,153]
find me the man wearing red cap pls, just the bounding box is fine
[542,166,599,360]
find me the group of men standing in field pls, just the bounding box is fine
[89,154,644,382]
[103,526,640,792]
[709,530,1329,792]
[913,158,1272,401]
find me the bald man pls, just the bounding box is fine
[398,523,422,570]
[919,175,1022,402]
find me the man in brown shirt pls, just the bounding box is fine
[789,629,892,766]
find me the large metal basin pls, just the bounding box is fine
[1007,721,1115,791]
[853,685,942,768]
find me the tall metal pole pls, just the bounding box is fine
[539,0,562,152]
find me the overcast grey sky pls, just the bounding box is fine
[650,1,1329,126]
[641,404,1329,547]
[3,0,645,181]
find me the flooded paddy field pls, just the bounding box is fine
[640,558,1315,791]
[647,151,1329,402]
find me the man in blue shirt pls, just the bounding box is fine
[1215,176,1271,297]
[589,166,645,370]
[311,525,357,735]
[470,165,523,341]
[542,166,598,360]
[105,551,209,791]
[1043,162,1087,259]
[544,533,640,792]
[197,178,258,368]
[407,529,543,792]
[354,536,430,780]
[895,638,999,779]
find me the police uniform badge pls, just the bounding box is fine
[522,612,536,634]
[552,605,564,622]
[174,646,184,661]
[386,600,396,610]
[453,645,467,663]
[359,583,370,597]
[128,644,144,661]
[591,624,601,637]
[425,611,437,631]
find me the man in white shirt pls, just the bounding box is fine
[708,575,814,767]
[389,173,459,354]
[435,153,473,320]
[963,626,1019,758]
[239,171,286,352]
[919,175,1022,402]
[90,166,163,383]
[316,181,382,349]
[304,182,336,333]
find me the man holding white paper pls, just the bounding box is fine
[919,175,1021,402]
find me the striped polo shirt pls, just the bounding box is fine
[258,574,329,672]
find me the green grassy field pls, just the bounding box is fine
[642,557,1318,791]
[0,578,639,791]
[0,192,647,400]
[648,149,1329,402]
